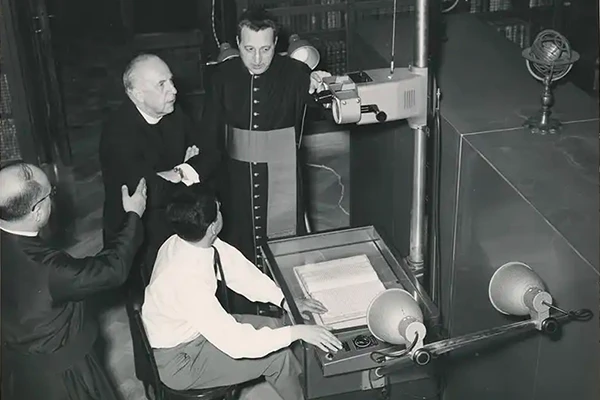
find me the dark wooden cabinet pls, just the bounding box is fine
[0,0,70,166]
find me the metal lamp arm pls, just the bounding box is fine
[375,307,592,377]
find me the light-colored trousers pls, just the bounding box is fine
[153,314,304,400]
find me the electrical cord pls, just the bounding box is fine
[542,301,594,322]
[211,0,221,48]
[370,333,420,364]
[427,77,442,308]
[307,163,349,217]
[441,0,461,13]
[368,332,445,400]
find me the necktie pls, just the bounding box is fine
[212,246,230,311]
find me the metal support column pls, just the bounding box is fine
[407,0,430,268]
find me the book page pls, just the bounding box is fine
[294,255,386,330]
[294,255,381,292]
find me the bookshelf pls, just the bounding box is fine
[475,0,563,50]
[0,56,21,164]
[472,0,599,96]
[237,0,562,73]
[236,0,595,94]
[238,0,351,76]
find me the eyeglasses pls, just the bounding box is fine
[31,186,57,212]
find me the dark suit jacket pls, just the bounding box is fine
[99,99,220,268]
[0,213,142,399]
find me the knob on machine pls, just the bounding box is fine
[316,329,404,377]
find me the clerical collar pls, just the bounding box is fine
[0,225,38,237]
[136,106,163,125]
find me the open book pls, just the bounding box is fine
[293,254,387,330]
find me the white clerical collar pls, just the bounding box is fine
[136,106,163,125]
[0,225,38,237]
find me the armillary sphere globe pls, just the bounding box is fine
[522,29,579,82]
[521,29,579,135]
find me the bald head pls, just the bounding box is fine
[0,162,48,221]
[122,54,163,92]
[122,54,177,118]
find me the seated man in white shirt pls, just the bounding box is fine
[142,187,343,400]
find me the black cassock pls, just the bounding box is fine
[204,55,314,272]
[100,99,220,285]
[0,213,143,400]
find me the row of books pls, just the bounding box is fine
[253,0,346,34]
[323,40,348,75]
[0,73,12,116]
[247,0,349,72]
[0,71,20,162]
[470,0,511,13]
[250,0,414,75]
[487,18,532,49]
[282,9,345,34]
[247,0,551,76]
[470,0,555,13]
[0,118,20,163]
[355,4,415,20]
[528,0,554,7]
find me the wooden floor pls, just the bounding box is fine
[55,35,350,399]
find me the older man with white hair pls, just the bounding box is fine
[100,54,221,287]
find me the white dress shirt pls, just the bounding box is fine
[136,106,200,186]
[142,236,292,359]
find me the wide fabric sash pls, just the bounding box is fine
[227,126,297,238]
[226,127,296,163]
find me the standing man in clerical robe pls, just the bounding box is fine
[203,8,330,273]
[100,54,221,288]
[0,162,147,400]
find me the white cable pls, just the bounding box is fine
[307,163,350,217]
[442,0,461,13]
[390,0,398,74]
[304,211,312,233]
[211,0,221,48]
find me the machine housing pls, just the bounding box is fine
[321,67,427,127]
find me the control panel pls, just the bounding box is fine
[315,327,404,377]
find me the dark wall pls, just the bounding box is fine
[49,0,123,37]
[49,0,238,59]
[133,0,199,33]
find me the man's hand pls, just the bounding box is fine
[309,70,332,94]
[157,169,182,183]
[121,178,147,217]
[184,145,200,162]
[285,298,328,320]
[291,325,342,353]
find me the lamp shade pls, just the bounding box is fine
[217,43,239,63]
[488,262,553,316]
[366,288,427,346]
[287,34,320,70]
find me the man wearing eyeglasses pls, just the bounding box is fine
[0,162,147,400]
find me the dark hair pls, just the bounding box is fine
[237,7,279,39]
[0,162,43,221]
[166,186,218,242]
